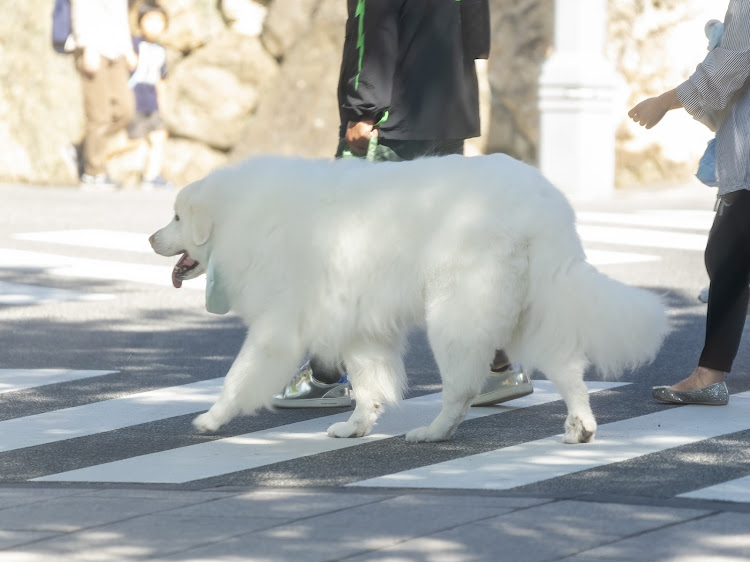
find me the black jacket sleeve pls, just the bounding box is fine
[341,1,401,122]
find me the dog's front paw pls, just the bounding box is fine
[192,411,223,434]
[327,421,364,438]
[563,414,597,444]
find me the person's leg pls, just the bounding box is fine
[426,139,465,157]
[78,54,110,177]
[671,191,750,391]
[309,356,343,384]
[377,139,464,160]
[107,56,135,136]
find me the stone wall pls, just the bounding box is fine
[0,0,729,188]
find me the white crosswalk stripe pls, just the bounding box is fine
[13,229,152,254]
[577,225,708,252]
[0,378,222,453]
[0,369,116,394]
[350,392,750,491]
[0,281,114,305]
[0,248,204,291]
[678,474,750,503]
[576,210,715,231]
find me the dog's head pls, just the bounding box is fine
[149,178,214,288]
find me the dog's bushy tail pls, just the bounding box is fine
[562,261,669,378]
[517,247,669,380]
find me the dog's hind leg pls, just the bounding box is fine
[539,355,597,443]
[404,343,487,442]
[193,330,303,433]
[406,259,520,443]
[327,340,407,438]
[406,318,493,442]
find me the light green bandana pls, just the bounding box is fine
[205,252,231,315]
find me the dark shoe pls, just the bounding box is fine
[652,381,728,405]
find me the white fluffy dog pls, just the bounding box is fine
[149,154,668,444]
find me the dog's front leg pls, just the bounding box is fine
[193,331,301,433]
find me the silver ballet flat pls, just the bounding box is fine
[652,381,728,405]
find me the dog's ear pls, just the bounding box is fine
[189,201,213,246]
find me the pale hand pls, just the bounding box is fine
[628,89,681,129]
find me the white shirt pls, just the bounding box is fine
[677,0,750,196]
[70,0,132,60]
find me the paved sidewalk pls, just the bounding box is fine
[0,486,748,561]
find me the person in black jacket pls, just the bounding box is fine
[273,0,534,409]
[338,0,481,161]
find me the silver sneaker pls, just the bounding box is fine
[272,361,352,408]
[472,364,533,406]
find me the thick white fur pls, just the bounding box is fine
[150,154,669,444]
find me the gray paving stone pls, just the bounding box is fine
[158,535,338,562]
[343,535,493,562]
[345,500,711,562]
[0,487,89,510]
[165,493,516,561]
[5,514,277,561]
[0,529,61,550]
[0,495,206,533]
[159,488,390,520]
[574,512,750,561]
[0,552,61,562]
[78,488,234,502]
[390,493,552,511]
[498,500,710,537]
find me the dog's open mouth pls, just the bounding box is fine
[172,252,199,288]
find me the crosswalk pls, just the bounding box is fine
[0,368,749,504]
[4,207,747,503]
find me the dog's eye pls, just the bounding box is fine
[174,214,180,222]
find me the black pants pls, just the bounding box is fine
[699,190,750,373]
[334,137,465,161]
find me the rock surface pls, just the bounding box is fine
[0,0,726,188]
[162,31,278,150]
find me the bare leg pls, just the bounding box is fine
[669,366,724,391]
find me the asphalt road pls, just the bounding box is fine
[1,177,749,506]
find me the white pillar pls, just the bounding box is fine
[538,0,619,200]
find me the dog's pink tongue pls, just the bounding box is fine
[172,253,197,289]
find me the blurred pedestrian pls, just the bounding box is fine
[273,0,534,409]
[71,0,136,190]
[629,0,750,406]
[128,3,172,190]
